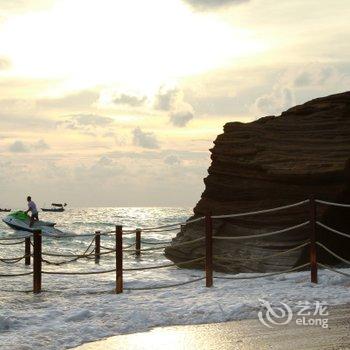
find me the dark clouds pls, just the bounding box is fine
[154,88,179,111]
[155,87,195,127]
[8,139,49,153]
[132,127,159,149]
[113,94,147,107]
[170,111,194,127]
[59,114,114,130]
[184,0,249,10]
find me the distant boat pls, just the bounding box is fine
[0,208,11,212]
[41,203,67,212]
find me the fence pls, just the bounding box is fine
[1,196,350,294]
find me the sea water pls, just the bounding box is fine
[1,208,350,350]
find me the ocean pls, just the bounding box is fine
[1,208,350,350]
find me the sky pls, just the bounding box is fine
[0,0,350,207]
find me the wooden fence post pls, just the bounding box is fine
[309,195,318,284]
[116,225,123,294]
[33,230,42,294]
[25,236,31,265]
[135,229,141,257]
[95,231,101,264]
[205,212,213,287]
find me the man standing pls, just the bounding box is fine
[25,196,39,227]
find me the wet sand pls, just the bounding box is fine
[72,304,350,350]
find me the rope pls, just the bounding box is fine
[43,232,104,239]
[124,245,168,252]
[125,277,205,291]
[185,217,205,225]
[0,254,31,264]
[213,221,309,240]
[142,223,181,231]
[0,234,31,241]
[170,237,205,248]
[141,240,171,245]
[0,271,33,277]
[316,242,350,266]
[41,237,96,264]
[211,200,309,219]
[214,263,310,280]
[124,237,205,252]
[318,263,350,278]
[0,240,25,246]
[42,268,116,275]
[140,227,180,233]
[123,257,205,271]
[214,241,310,262]
[316,221,350,239]
[316,199,350,208]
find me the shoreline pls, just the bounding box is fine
[72,304,350,350]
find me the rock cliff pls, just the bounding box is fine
[165,91,350,272]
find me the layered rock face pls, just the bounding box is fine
[165,91,350,272]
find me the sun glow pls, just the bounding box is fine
[0,0,265,95]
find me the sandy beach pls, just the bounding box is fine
[72,304,350,350]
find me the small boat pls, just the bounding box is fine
[0,209,11,212]
[2,211,56,233]
[41,203,67,212]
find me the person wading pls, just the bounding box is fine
[25,196,39,228]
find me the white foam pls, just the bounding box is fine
[1,266,350,350]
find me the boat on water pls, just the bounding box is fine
[2,211,56,233]
[0,209,11,212]
[41,203,67,212]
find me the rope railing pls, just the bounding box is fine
[124,237,205,253]
[125,276,205,291]
[123,257,205,271]
[214,263,310,280]
[211,199,309,219]
[0,240,25,246]
[42,268,117,275]
[2,196,350,294]
[318,263,350,278]
[141,240,171,245]
[316,221,350,239]
[0,234,31,241]
[0,254,31,264]
[213,221,309,240]
[0,271,33,277]
[315,199,350,208]
[316,242,350,265]
[214,241,310,262]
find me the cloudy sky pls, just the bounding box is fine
[0,0,349,207]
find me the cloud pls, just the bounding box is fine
[253,86,294,116]
[32,139,50,151]
[8,140,28,153]
[113,94,147,107]
[184,0,249,10]
[155,87,195,127]
[170,111,194,127]
[0,57,11,70]
[132,127,160,149]
[164,155,181,165]
[154,88,179,111]
[8,139,50,153]
[37,90,99,110]
[59,114,114,130]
